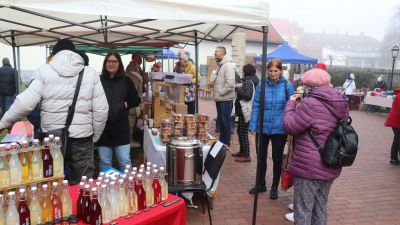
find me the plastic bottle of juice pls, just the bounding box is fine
[29,187,42,225]
[159,167,168,201]
[117,179,128,217]
[20,141,31,182]
[89,187,102,225]
[135,174,146,211]
[152,169,161,204]
[40,184,52,223]
[52,137,64,177]
[99,184,111,224]
[144,171,154,207]
[17,189,30,225]
[6,192,19,225]
[8,143,22,185]
[108,181,119,220]
[0,144,10,187]
[82,184,91,223]
[60,180,72,217]
[126,176,137,213]
[51,182,63,221]
[30,140,43,180]
[42,138,53,178]
[76,182,85,221]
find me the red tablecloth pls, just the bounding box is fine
[69,184,186,225]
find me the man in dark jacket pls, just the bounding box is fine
[0,57,17,116]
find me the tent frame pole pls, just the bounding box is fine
[252,25,268,225]
[195,30,199,113]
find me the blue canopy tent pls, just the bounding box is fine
[156,48,179,72]
[255,42,318,64]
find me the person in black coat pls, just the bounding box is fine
[97,52,141,172]
[231,64,259,162]
[0,58,17,116]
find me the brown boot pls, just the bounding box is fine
[231,152,243,157]
[235,156,251,162]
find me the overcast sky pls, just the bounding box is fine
[268,0,399,41]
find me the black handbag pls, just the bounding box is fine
[40,68,84,158]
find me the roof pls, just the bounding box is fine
[0,0,270,47]
[245,24,283,43]
[297,32,380,60]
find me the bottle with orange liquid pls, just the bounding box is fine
[51,182,63,221]
[20,141,31,182]
[40,184,53,223]
[144,171,154,207]
[0,144,10,187]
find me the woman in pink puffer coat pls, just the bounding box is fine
[283,69,349,225]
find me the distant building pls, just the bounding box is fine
[297,32,380,68]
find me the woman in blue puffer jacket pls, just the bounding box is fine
[248,59,294,199]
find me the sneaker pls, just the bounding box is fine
[285,212,294,222]
[288,203,294,211]
[235,157,251,162]
[231,152,243,157]
[249,185,267,194]
[269,186,278,200]
[390,159,400,165]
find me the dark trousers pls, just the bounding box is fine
[256,133,287,187]
[0,95,14,116]
[216,101,233,145]
[237,115,250,157]
[67,136,94,185]
[390,128,400,160]
[185,101,196,114]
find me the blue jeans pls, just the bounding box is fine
[215,115,235,133]
[216,101,233,145]
[97,144,131,172]
[0,95,15,116]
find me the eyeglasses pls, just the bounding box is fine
[106,60,119,65]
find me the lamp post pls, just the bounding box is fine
[390,45,399,90]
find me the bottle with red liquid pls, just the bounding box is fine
[135,174,146,210]
[83,184,92,223]
[152,169,161,204]
[18,188,30,225]
[42,138,53,178]
[76,182,85,221]
[51,182,63,221]
[89,187,102,225]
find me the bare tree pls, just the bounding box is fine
[379,4,400,68]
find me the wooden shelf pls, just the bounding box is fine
[0,175,65,192]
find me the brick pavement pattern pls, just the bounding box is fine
[185,99,400,225]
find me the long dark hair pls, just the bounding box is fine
[102,51,125,78]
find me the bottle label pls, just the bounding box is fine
[22,217,30,225]
[54,207,62,220]
[45,165,53,177]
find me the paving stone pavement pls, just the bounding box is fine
[185,99,400,225]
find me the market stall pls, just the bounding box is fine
[68,185,186,225]
[364,96,393,108]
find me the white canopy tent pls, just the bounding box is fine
[0,0,269,46]
[0,2,271,224]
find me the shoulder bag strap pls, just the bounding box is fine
[65,68,84,129]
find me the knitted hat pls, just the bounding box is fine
[179,54,189,62]
[301,68,331,87]
[315,63,327,71]
[52,39,75,55]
